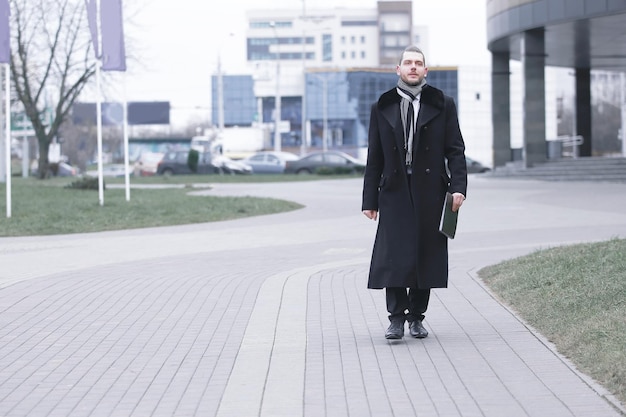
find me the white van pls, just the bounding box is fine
[190,136,223,154]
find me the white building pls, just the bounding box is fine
[245,2,423,122]
[212,1,560,166]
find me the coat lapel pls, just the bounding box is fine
[380,96,406,161]
[416,101,439,129]
[414,87,443,151]
[378,86,444,159]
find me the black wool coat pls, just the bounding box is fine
[362,84,468,289]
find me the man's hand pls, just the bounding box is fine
[451,192,465,212]
[363,210,378,220]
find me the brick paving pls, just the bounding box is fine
[0,177,625,417]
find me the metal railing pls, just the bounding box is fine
[547,135,584,159]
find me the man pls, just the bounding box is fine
[362,45,467,340]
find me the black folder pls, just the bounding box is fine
[439,192,459,239]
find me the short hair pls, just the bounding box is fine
[399,45,426,66]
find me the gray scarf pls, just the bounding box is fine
[397,78,427,167]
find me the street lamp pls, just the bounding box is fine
[270,22,281,152]
[321,77,328,152]
[216,33,234,136]
[308,73,329,152]
[300,0,307,156]
[621,72,626,157]
[217,53,224,134]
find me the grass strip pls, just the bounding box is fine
[0,177,303,236]
[479,238,626,406]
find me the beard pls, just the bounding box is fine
[402,74,425,86]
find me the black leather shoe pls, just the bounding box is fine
[409,320,428,338]
[385,321,404,339]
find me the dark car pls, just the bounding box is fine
[156,150,220,176]
[284,151,366,174]
[156,150,252,176]
[466,156,491,173]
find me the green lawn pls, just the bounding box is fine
[0,175,307,236]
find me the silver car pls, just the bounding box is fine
[243,151,299,174]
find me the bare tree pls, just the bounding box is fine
[9,0,95,178]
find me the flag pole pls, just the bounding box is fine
[96,62,104,206]
[86,0,126,205]
[4,62,11,218]
[95,0,104,206]
[123,73,130,201]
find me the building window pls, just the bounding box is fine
[381,35,410,47]
[361,35,366,43]
[379,13,410,32]
[341,51,346,59]
[322,34,332,62]
[341,20,377,27]
[249,20,293,29]
[351,35,355,44]
[361,51,366,59]
[341,36,346,44]
[351,51,356,59]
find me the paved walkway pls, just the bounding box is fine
[0,176,625,417]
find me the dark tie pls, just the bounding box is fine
[405,100,414,174]
[405,100,414,141]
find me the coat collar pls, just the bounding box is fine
[377,84,444,113]
[377,84,446,153]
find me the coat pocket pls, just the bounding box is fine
[441,173,450,189]
[378,176,387,191]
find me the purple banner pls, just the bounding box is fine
[0,0,10,63]
[85,0,99,57]
[100,0,126,71]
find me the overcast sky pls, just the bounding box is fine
[111,0,490,115]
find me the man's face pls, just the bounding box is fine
[396,51,428,86]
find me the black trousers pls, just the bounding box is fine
[386,287,431,323]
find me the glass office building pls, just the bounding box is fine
[214,68,459,152]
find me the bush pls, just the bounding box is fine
[187,149,199,173]
[316,166,363,175]
[64,176,103,190]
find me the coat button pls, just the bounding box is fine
[425,168,431,174]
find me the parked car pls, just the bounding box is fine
[85,164,132,178]
[133,151,164,176]
[156,150,220,176]
[242,151,299,174]
[211,155,253,175]
[284,151,366,174]
[155,150,252,176]
[466,156,491,173]
[31,161,78,177]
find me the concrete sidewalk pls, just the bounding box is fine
[0,176,625,417]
